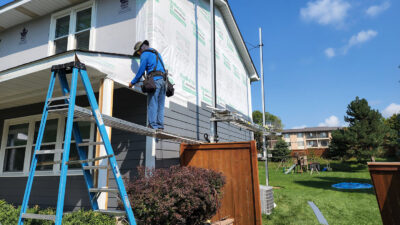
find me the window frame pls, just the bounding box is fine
[48,0,97,55]
[0,114,95,177]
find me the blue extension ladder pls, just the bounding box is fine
[17,61,137,225]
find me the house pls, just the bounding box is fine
[0,0,259,211]
[269,127,342,157]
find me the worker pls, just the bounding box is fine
[129,40,166,130]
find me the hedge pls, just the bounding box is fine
[0,200,116,225]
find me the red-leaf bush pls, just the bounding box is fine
[121,165,226,225]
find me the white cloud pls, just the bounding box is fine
[318,115,341,127]
[327,30,378,57]
[324,48,335,58]
[366,1,390,17]
[300,0,351,26]
[292,125,307,129]
[382,103,400,118]
[343,29,378,54]
[348,30,378,47]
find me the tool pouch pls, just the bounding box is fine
[141,74,156,93]
[164,70,175,97]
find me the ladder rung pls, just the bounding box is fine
[83,165,108,170]
[78,141,104,147]
[48,95,70,102]
[89,188,119,193]
[48,104,69,110]
[36,149,64,155]
[95,209,126,216]
[67,154,113,165]
[21,213,56,221]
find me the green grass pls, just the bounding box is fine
[259,159,382,225]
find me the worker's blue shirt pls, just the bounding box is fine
[130,48,166,85]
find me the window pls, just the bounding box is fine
[319,132,328,138]
[320,140,329,147]
[307,140,318,147]
[33,119,58,171]
[283,134,290,139]
[306,132,316,139]
[49,2,95,55]
[0,114,95,176]
[297,141,304,147]
[3,124,29,172]
[297,133,303,138]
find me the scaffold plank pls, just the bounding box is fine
[50,105,203,144]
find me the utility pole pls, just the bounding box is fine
[259,27,269,186]
[210,0,218,142]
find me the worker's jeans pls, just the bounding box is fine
[147,78,166,129]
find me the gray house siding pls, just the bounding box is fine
[95,0,137,55]
[155,101,252,168]
[0,16,50,71]
[107,88,147,209]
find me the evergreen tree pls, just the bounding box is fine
[272,138,291,161]
[383,114,400,156]
[328,128,352,160]
[329,97,395,162]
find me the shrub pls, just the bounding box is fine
[63,210,116,225]
[0,199,19,224]
[0,200,115,225]
[122,165,226,225]
[271,139,291,162]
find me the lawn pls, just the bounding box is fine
[259,159,382,225]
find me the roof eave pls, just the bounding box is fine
[216,0,260,82]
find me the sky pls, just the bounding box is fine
[0,0,14,7]
[229,0,400,129]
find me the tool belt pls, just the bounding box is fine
[141,49,175,97]
[148,70,166,79]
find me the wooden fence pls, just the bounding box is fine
[180,141,262,225]
[368,162,400,225]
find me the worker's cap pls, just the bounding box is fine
[133,40,149,56]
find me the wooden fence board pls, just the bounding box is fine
[368,162,400,225]
[180,141,262,225]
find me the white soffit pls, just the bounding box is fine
[0,0,85,30]
[0,50,138,110]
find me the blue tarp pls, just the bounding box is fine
[332,182,373,189]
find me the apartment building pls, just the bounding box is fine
[277,127,341,156]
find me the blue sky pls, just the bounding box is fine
[229,0,400,129]
[0,0,14,7]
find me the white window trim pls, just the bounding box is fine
[48,0,97,56]
[0,114,95,177]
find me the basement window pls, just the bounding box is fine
[0,114,95,177]
[49,1,95,55]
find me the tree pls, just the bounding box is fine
[252,110,283,131]
[271,138,290,161]
[329,97,395,162]
[252,111,283,153]
[328,128,352,160]
[383,114,400,156]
